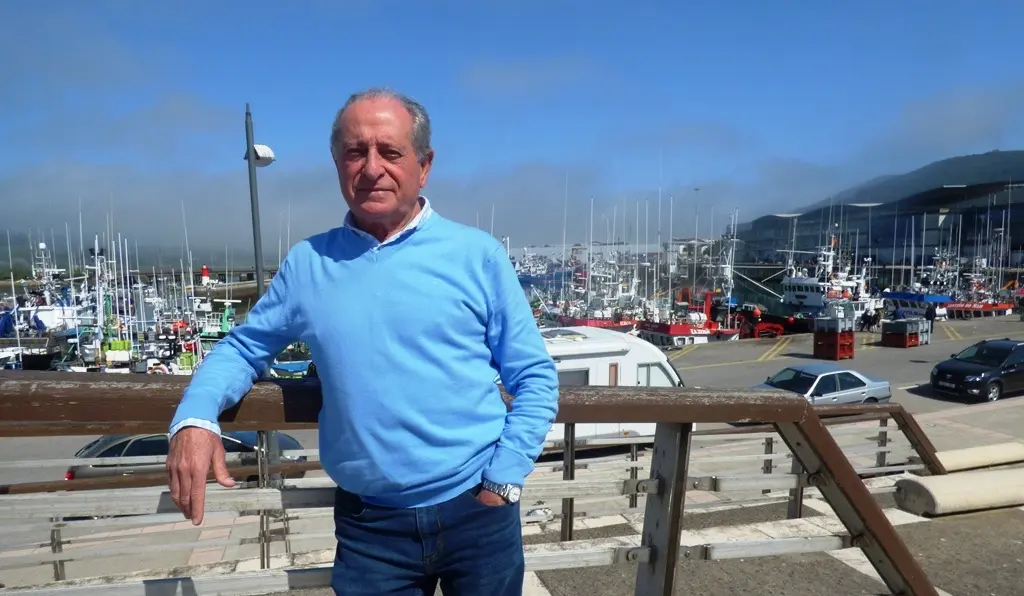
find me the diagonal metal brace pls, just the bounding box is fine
[774,415,938,595]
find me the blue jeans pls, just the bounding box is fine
[331,485,525,595]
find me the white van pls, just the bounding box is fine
[539,326,687,446]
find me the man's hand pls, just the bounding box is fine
[167,427,236,525]
[476,489,507,507]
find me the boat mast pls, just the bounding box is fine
[634,200,640,295]
[587,196,594,311]
[560,172,568,306]
[644,198,649,298]
[656,148,663,304]
[692,191,699,297]
[668,195,674,321]
[78,197,85,279]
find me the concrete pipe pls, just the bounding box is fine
[895,468,1024,516]
[909,442,1024,474]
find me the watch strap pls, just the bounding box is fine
[481,479,522,503]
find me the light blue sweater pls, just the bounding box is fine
[170,202,559,508]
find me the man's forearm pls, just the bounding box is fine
[483,383,559,487]
[169,255,299,435]
[482,244,560,486]
[170,418,222,438]
[169,340,262,433]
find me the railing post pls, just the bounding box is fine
[49,516,65,581]
[876,418,889,469]
[256,429,282,569]
[634,422,692,596]
[762,437,774,495]
[786,455,804,519]
[560,423,576,541]
[628,443,639,508]
[891,409,947,475]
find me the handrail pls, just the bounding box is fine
[1,372,803,433]
[0,461,321,495]
[0,371,939,595]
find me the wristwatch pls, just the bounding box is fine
[481,479,522,504]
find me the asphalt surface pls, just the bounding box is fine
[673,316,1023,431]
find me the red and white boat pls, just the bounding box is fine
[945,300,1015,319]
[554,314,639,333]
[637,289,742,348]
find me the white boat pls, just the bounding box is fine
[778,235,883,320]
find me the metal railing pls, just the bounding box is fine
[0,371,944,595]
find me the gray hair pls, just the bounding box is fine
[329,87,432,162]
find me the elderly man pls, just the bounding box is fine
[166,88,560,596]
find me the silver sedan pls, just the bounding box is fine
[754,362,892,405]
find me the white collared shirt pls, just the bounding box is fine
[342,196,434,247]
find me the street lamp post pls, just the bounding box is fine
[243,103,278,570]
[244,103,275,297]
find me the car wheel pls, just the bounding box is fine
[986,382,1002,402]
[864,398,878,403]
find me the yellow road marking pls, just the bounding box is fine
[668,344,700,360]
[943,324,963,340]
[678,357,781,370]
[756,336,793,361]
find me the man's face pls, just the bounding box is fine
[333,97,433,227]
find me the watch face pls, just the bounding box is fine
[507,486,522,503]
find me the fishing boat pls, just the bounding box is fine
[776,235,882,321]
[636,289,741,347]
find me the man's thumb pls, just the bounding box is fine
[211,450,236,488]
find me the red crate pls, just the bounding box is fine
[814,330,855,345]
[881,332,919,348]
[813,336,855,360]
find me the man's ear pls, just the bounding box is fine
[418,149,434,188]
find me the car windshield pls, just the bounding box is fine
[954,344,1011,367]
[765,368,818,394]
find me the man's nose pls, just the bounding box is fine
[362,150,385,177]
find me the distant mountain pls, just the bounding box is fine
[799,150,1024,212]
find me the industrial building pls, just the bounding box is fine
[736,181,1023,268]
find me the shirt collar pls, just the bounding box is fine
[343,196,433,246]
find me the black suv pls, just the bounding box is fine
[931,338,1024,402]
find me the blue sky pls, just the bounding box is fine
[2,1,1022,256]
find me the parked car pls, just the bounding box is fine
[931,338,1024,402]
[754,362,892,405]
[66,431,308,482]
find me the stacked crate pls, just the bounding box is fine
[812,317,855,360]
[881,319,929,348]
